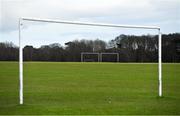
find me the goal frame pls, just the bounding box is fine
[19,17,162,104]
[81,52,100,62]
[100,53,119,62]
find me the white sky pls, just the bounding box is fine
[0,0,180,47]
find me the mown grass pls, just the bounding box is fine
[0,62,180,115]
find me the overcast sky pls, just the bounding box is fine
[0,0,180,47]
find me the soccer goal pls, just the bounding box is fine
[81,52,100,62]
[18,17,162,104]
[100,53,119,62]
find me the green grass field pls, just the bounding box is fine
[0,62,180,115]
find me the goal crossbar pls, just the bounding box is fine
[21,17,160,29]
[19,17,162,105]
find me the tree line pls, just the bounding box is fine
[0,33,180,62]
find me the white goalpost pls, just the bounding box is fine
[19,17,162,104]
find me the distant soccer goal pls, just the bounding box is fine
[81,52,100,62]
[100,53,119,62]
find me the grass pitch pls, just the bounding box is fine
[0,62,180,115]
